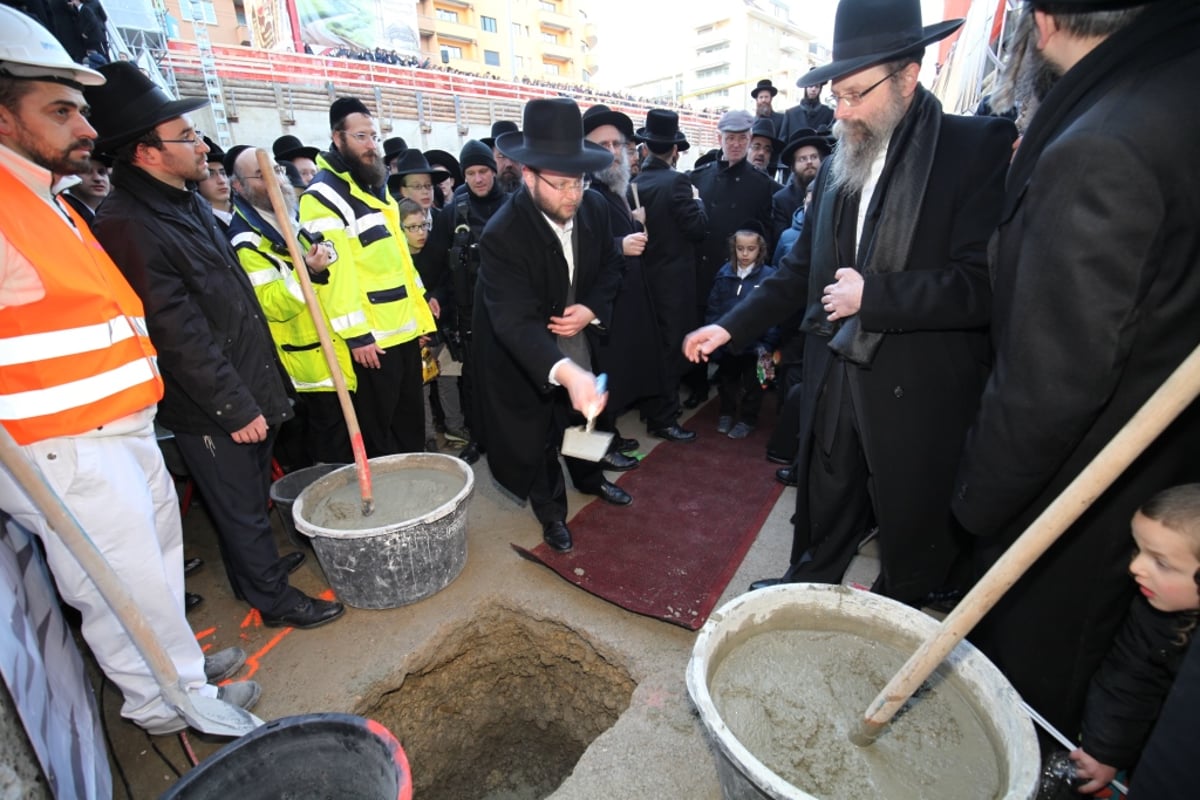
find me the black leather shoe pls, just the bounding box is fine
[749,578,786,592]
[183,557,204,576]
[281,551,306,574]
[765,451,791,465]
[775,466,798,487]
[185,592,204,613]
[543,521,573,552]
[261,595,345,629]
[682,391,707,409]
[599,450,639,471]
[588,480,632,506]
[615,436,640,454]
[458,442,481,464]
[651,424,697,443]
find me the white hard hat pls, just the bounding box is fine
[0,6,105,87]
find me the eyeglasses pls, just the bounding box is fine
[533,171,590,194]
[239,165,289,181]
[342,131,382,145]
[160,129,205,146]
[829,68,903,108]
[404,182,434,192]
[402,222,431,233]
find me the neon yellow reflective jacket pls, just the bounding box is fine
[299,152,435,350]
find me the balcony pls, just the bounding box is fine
[537,8,575,32]
[540,39,577,62]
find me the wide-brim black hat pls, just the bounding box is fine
[391,149,451,181]
[496,99,612,174]
[801,0,963,87]
[222,144,251,178]
[85,62,209,153]
[480,120,519,149]
[273,134,319,162]
[780,128,834,165]
[582,104,634,140]
[750,118,783,153]
[751,79,778,98]
[424,149,462,184]
[382,136,408,164]
[634,109,690,152]
[202,136,225,164]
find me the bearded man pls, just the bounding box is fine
[684,0,1016,604]
[299,96,436,457]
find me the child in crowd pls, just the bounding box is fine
[399,198,466,450]
[1069,484,1200,794]
[704,221,779,439]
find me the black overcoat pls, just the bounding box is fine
[952,1,1200,735]
[721,110,1015,603]
[472,187,623,499]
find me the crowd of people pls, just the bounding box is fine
[2,0,1199,793]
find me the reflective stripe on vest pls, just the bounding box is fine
[0,165,162,444]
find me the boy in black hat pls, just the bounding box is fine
[272,133,320,186]
[471,98,630,553]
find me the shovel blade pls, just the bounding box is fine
[561,425,614,462]
[171,692,265,737]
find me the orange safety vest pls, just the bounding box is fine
[0,165,163,445]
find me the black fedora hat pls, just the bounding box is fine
[391,149,451,182]
[221,144,250,178]
[85,62,208,153]
[634,109,690,152]
[382,136,408,166]
[801,0,963,87]
[496,99,611,174]
[202,136,225,164]
[273,134,319,162]
[780,128,833,165]
[424,149,462,184]
[581,104,634,140]
[750,117,783,153]
[480,120,519,149]
[751,79,778,99]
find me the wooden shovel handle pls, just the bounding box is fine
[858,342,1200,742]
[255,150,373,512]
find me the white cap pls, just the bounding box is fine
[0,6,105,87]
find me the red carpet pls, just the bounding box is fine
[512,397,786,630]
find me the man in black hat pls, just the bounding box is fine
[580,104,663,471]
[685,108,779,411]
[953,0,1200,740]
[299,96,437,458]
[778,70,835,142]
[387,149,449,226]
[380,136,407,174]
[472,98,630,553]
[272,133,320,186]
[685,0,1016,608]
[772,128,831,241]
[751,78,785,134]
[748,117,783,180]
[86,62,345,632]
[481,120,521,193]
[630,109,707,443]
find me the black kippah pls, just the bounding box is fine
[330,96,371,128]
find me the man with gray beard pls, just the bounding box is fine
[684,0,1016,605]
[581,104,663,468]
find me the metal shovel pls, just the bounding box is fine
[560,373,614,461]
[0,426,263,737]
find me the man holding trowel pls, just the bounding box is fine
[0,8,254,736]
[472,98,630,553]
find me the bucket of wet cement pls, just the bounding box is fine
[686,584,1040,800]
[160,713,412,799]
[292,453,473,609]
[269,463,346,545]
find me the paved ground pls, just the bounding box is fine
[101,402,882,799]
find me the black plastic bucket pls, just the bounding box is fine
[160,713,411,799]
[269,464,346,546]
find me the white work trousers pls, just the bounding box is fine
[0,419,213,731]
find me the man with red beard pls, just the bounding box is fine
[685,0,1016,605]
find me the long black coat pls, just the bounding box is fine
[95,164,294,436]
[778,101,834,143]
[952,1,1200,736]
[472,188,623,499]
[689,157,778,308]
[721,111,1016,603]
[586,181,665,413]
[631,157,709,374]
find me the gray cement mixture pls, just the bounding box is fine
[307,468,463,530]
[711,629,1002,800]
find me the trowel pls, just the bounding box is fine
[560,373,613,462]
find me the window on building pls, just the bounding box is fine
[543,61,561,75]
[696,64,730,80]
[696,41,730,56]
[514,55,526,70]
[484,49,501,66]
[481,16,497,33]
[436,8,459,23]
[442,45,463,59]
[542,29,559,43]
[698,88,729,101]
[539,1,558,12]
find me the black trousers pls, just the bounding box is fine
[174,428,302,615]
[527,390,605,526]
[302,391,353,464]
[715,352,766,424]
[784,365,876,584]
[351,338,424,457]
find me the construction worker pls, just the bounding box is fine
[0,7,254,736]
